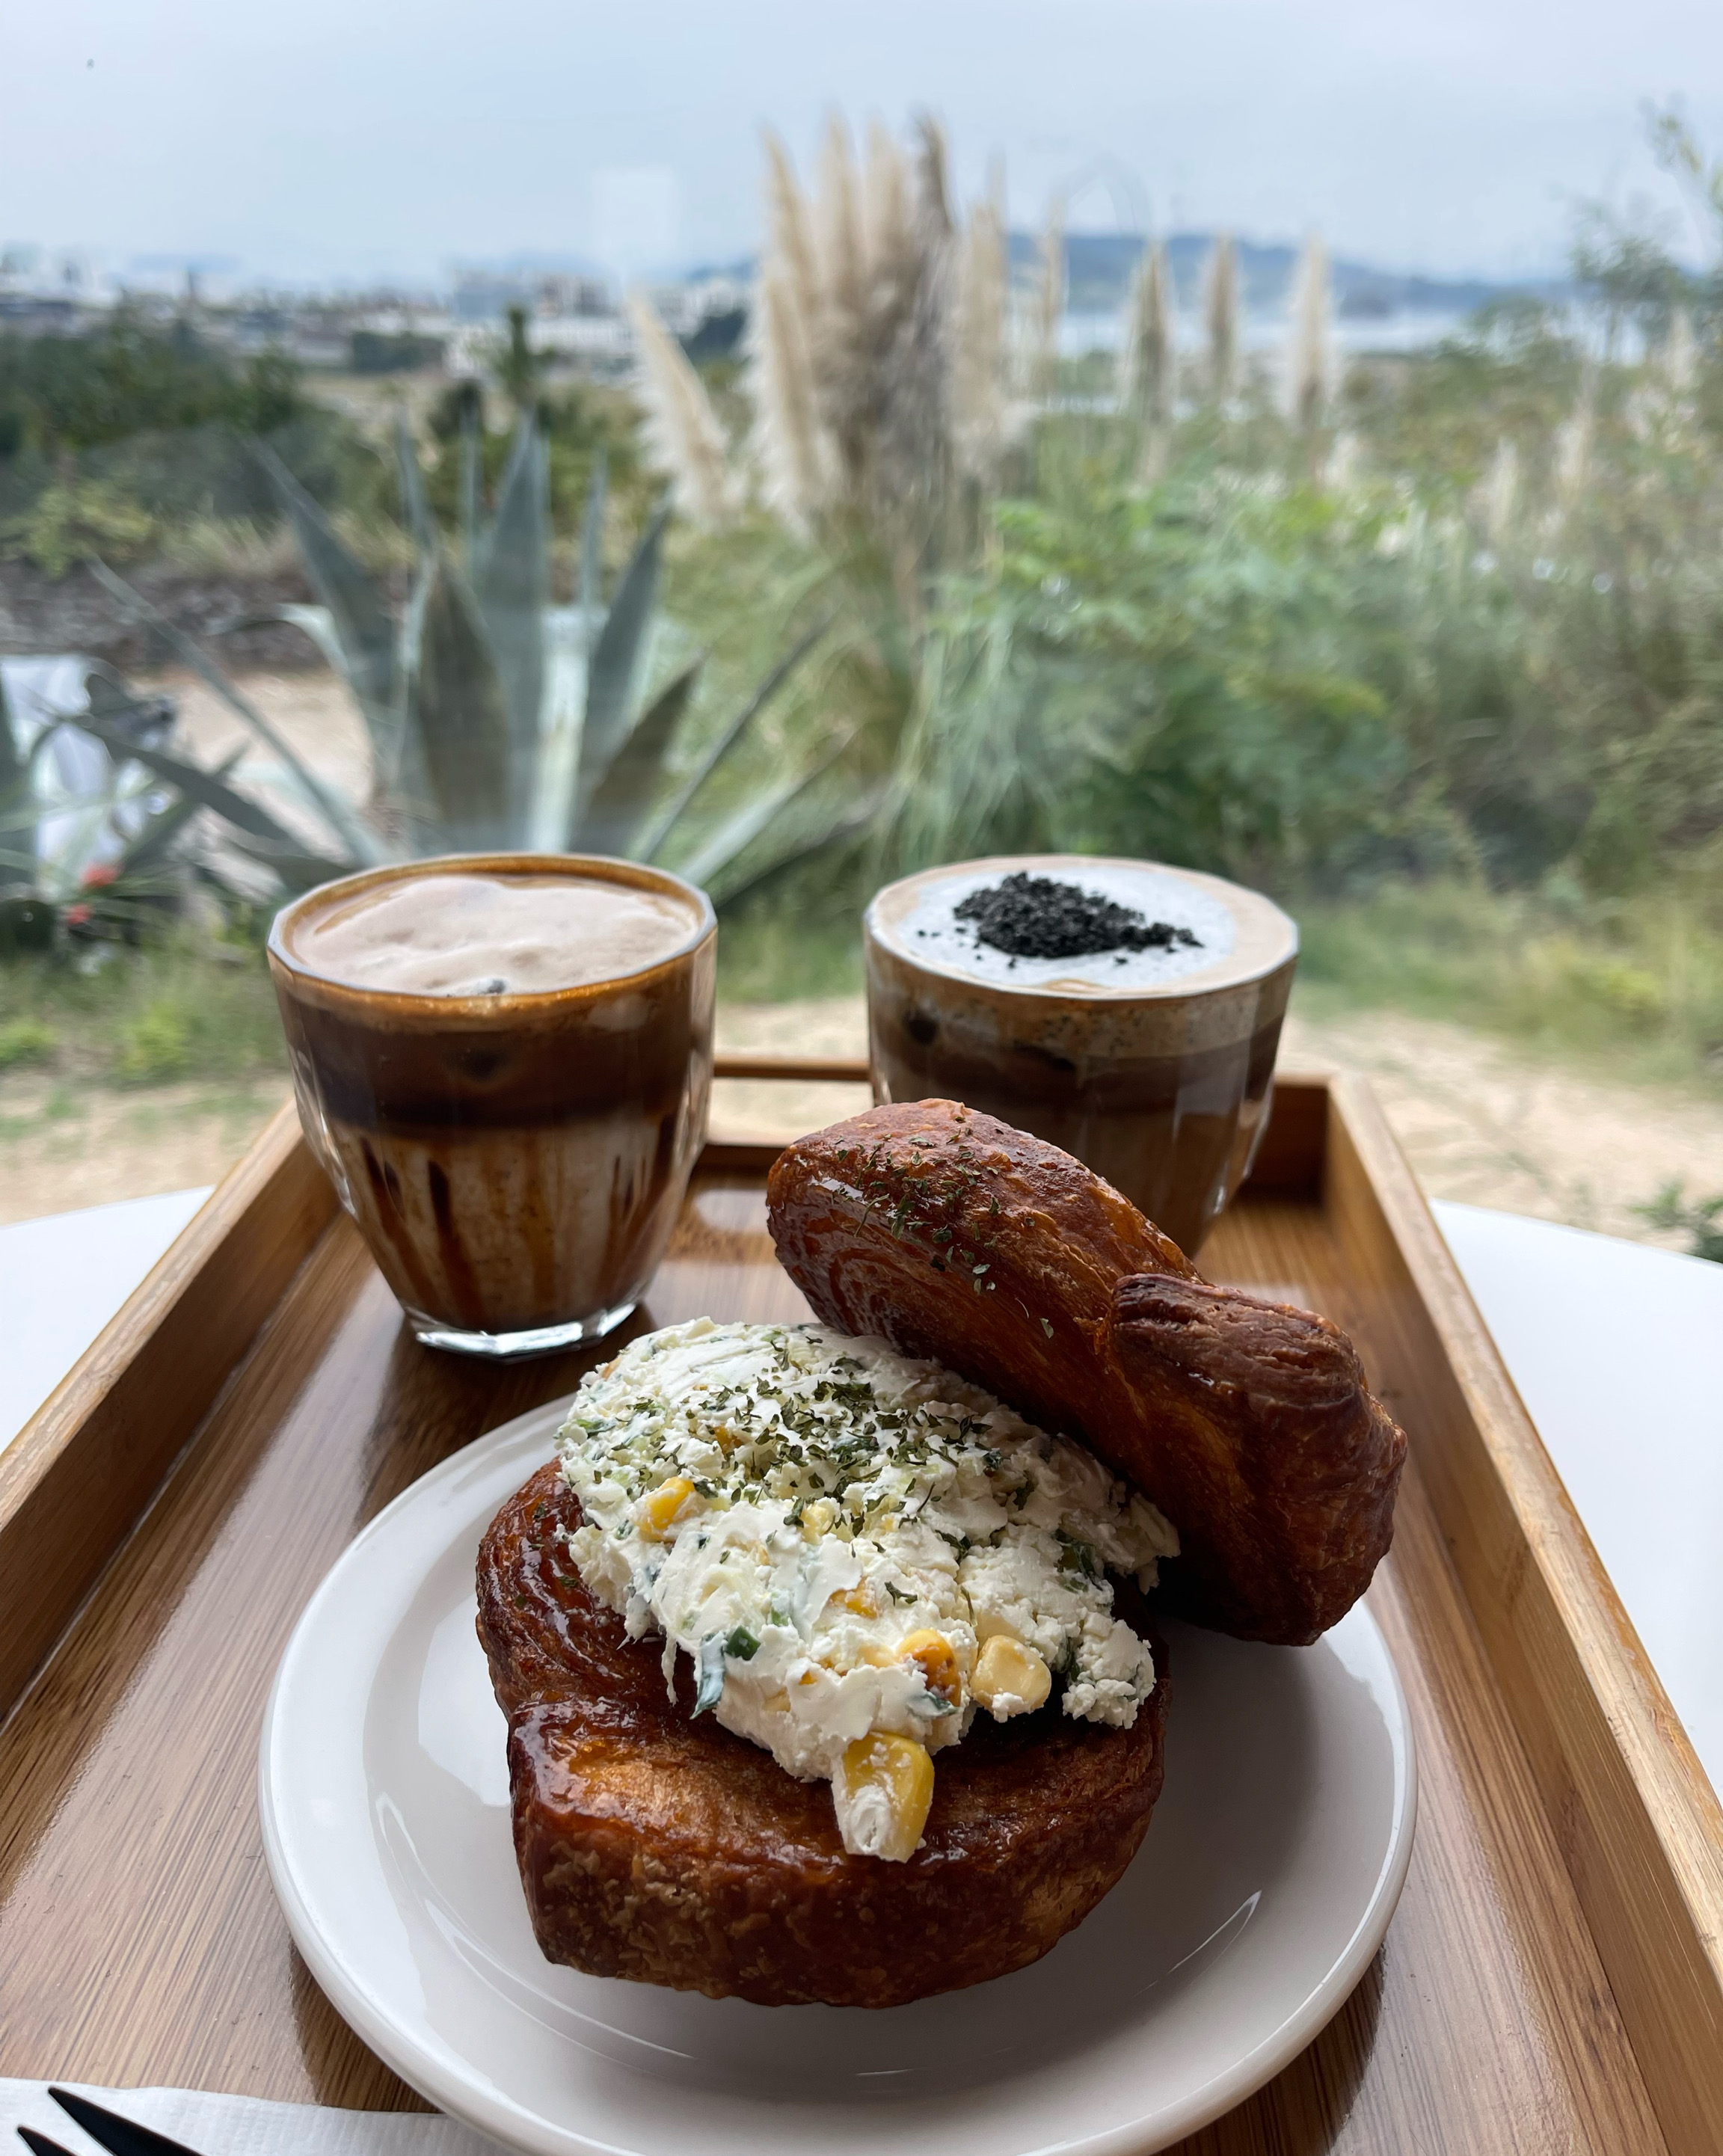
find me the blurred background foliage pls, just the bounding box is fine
[3,108,1723,1117]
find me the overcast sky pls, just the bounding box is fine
[6,0,1722,289]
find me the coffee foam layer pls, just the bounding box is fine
[875,862,1248,992]
[284,870,701,997]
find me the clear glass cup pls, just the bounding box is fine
[864,854,1297,1256]
[268,853,716,1357]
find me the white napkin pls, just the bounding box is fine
[0,2083,505,2156]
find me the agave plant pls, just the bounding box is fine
[84,414,828,907]
[0,654,232,953]
[0,660,171,900]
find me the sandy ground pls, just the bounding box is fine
[156,664,378,852]
[0,1074,293,1224]
[1280,1005,1723,1242]
[11,993,1716,1245]
[5,665,1720,1245]
[712,998,1723,1251]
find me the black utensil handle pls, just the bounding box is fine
[46,2092,205,2156]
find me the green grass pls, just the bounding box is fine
[714,873,870,1005]
[4,875,1720,1122]
[0,936,289,1090]
[1636,1181,1723,1261]
[0,1016,58,1069]
[0,906,866,1093]
[1295,877,1723,1093]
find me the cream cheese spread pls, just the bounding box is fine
[554,1318,1178,1860]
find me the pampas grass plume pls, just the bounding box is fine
[1481,437,1519,548]
[1552,377,1595,520]
[761,129,820,357]
[627,292,737,529]
[1031,195,1066,396]
[1125,237,1176,431]
[951,197,1008,480]
[749,269,826,532]
[1287,232,1331,434]
[1665,307,1698,396]
[1205,233,1239,401]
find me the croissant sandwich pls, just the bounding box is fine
[767,1098,1407,1646]
[476,1098,1405,2007]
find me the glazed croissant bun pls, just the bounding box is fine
[766,1099,1406,1644]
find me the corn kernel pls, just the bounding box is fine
[838,1582,879,1617]
[801,1498,838,1540]
[835,1733,935,1861]
[639,1475,697,1538]
[897,1628,961,1706]
[971,1633,1052,1716]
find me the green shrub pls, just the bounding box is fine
[115,999,195,1081]
[1,478,157,577]
[0,935,289,1089]
[1295,879,1723,1086]
[879,473,1415,888]
[0,1017,57,1069]
[0,312,306,455]
[1635,1182,1723,1262]
[0,312,385,539]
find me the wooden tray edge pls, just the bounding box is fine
[1325,1071,1723,2156]
[704,1061,1333,1194]
[10,1055,1719,2149]
[0,1100,337,1720]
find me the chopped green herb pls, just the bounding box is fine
[692,1635,727,1714]
[1055,1528,1101,1581]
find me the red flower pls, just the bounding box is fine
[81,862,120,889]
[64,903,93,927]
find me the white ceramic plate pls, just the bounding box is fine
[260,1401,1417,2156]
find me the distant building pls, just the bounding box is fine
[443,314,633,379]
[533,272,612,318]
[351,328,448,374]
[647,273,750,336]
[450,268,613,323]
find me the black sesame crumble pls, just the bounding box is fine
[951,872,1201,962]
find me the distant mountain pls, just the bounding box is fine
[678,257,757,285]
[1006,230,1565,318]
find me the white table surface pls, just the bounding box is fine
[1431,1200,1723,1795]
[1,1188,1719,1796]
[0,1187,210,1447]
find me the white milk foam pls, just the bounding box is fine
[880,864,1237,991]
[289,872,698,996]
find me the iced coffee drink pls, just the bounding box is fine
[268,855,716,1356]
[865,856,1297,1255]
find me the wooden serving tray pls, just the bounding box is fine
[3,1060,1722,2155]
